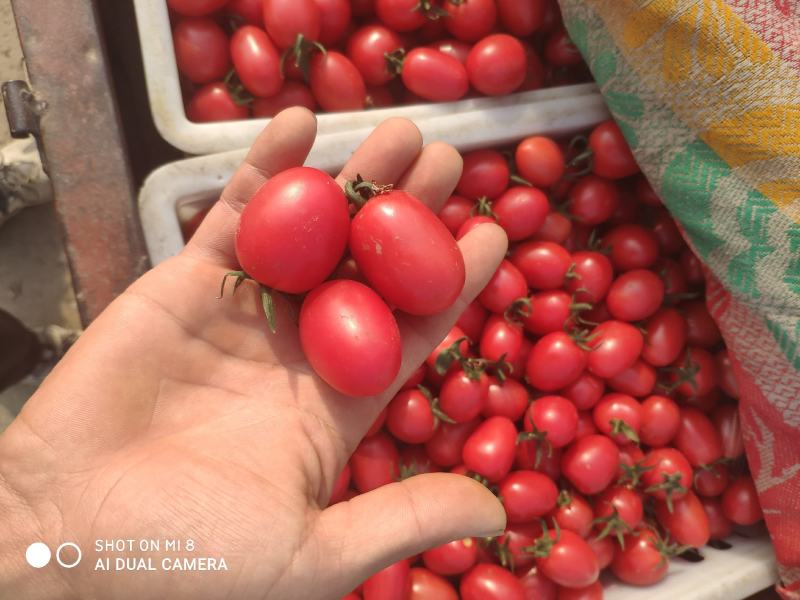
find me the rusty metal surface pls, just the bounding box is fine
[11,0,149,325]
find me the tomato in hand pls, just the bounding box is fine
[443,0,497,42]
[642,308,687,367]
[588,120,639,179]
[187,83,249,122]
[587,320,644,379]
[252,82,317,116]
[655,490,710,548]
[310,51,367,111]
[263,0,321,49]
[400,48,470,102]
[422,538,478,576]
[500,471,559,523]
[483,377,528,421]
[425,418,479,467]
[534,529,599,589]
[440,368,489,423]
[511,241,572,290]
[592,393,642,445]
[722,476,763,525]
[173,18,230,84]
[350,189,465,315]
[611,529,668,586]
[466,34,527,96]
[409,567,458,600]
[493,186,550,242]
[457,149,510,200]
[567,175,619,226]
[461,564,525,600]
[363,559,411,600]
[525,395,579,449]
[641,447,692,504]
[497,0,545,36]
[527,332,587,391]
[351,432,399,492]
[386,388,436,443]
[639,394,680,446]
[230,25,283,98]
[561,434,620,495]
[462,416,518,482]
[606,269,665,322]
[674,407,723,466]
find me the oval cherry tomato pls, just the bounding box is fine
[592,393,642,445]
[427,325,471,372]
[351,432,399,492]
[187,82,249,122]
[561,434,620,495]
[497,0,545,36]
[602,224,659,271]
[525,395,578,449]
[227,0,264,24]
[694,463,729,497]
[461,564,525,600]
[641,448,691,504]
[669,347,718,397]
[363,560,411,600]
[701,496,734,539]
[351,190,465,315]
[568,175,619,226]
[722,476,763,525]
[500,471,559,523]
[463,416,518,482]
[560,372,605,411]
[236,167,349,292]
[594,486,643,532]
[652,208,684,255]
[658,257,689,295]
[440,368,489,423]
[675,407,723,466]
[639,394,680,446]
[536,529,599,589]
[642,308,687,367]
[522,290,571,336]
[425,418,479,467]
[516,136,565,188]
[511,241,572,290]
[587,320,644,379]
[457,300,489,342]
[715,350,740,399]
[517,565,558,600]
[401,48,469,101]
[310,51,367,111]
[550,491,594,538]
[655,490,710,547]
[386,388,436,443]
[438,195,474,236]
[173,18,230,84]
[558,581,603,600]
[399,444,438,477]
[607,360,656,397]
[499,521,543,572]
[519,40,546,91]
[169,0,228,16]
[712,403,744,459]
[534,212,572,244]
[494,186,550,241]
[429,38,472,64]
[409,567,458,600]
[313,0,350,45]
[466,34,527,96]
[588,120,639,179]
[544,28,583,67]
[457,149,510,200]
[606,269,665,322]
[517,442,562,479]
[300,281,401,396]
[376,0,427,31]
[587,534,614,570]
[263,0,321,49]
[611,530,668,586]
[527,332,587,391]
[483,377,529,421]
[230,25,283,98]
[682,300,722,348]
[478,260,528,314]
[565,251,613,304]
[347,25,403,86]
[443,0,497,41]
[422,538,478,576]
[480,314,523,363]
[633,174,662,206]
[252,81,316,116]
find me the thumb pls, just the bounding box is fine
[308,473,505,592]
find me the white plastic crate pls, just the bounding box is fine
[133,0,602,155]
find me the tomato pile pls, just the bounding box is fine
[326,120,761,599]
[167,0,589,122]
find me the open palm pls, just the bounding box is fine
[0,109,507,600]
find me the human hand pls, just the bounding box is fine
[0,108,508,599]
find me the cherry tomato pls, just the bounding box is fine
[587,535,614,570]
[500,471,559,523]
[230,25,283,98]
[674,407,723,466]
[263,0,321,49]
[595,486,643,533]
[574,411,598,438]
[519,291,567,336]
[536,529,599,589]
[457,215,496,240]
[701,496,734,539]
[443,0,497,41]
[461,564,525,600]
[694,462,729,497]
[328,463,351,505]
[169,0,228,16]
[386,389,436,443]
[466,34,527,96]
[682,300,722,348]
[544,28,583,67]
[483,377,529,421]
[519,40,546,91]
[363,560,411,600]
[593,393,642,445]
[515,136,565,188]
[712,404,744,459]
[525,395,578,449]
[422,538,478,576]
[453,301,487,344]
[560,372,605,410]
[480,314,523,363]
[400,48,470,101]
[511,241,572,290]
[438,195,474,236]
[366,85,394,107]
[534,212,572,244]
[409,567,458,600]
[642,308,687,367]
[252,82,317,116]
[561,434,620,495]
[400,444,438,476]
[300,280,401,396]
[227,0,264,24]
[565,251,613,304]
[588,120,639,179]
[641,448,691,504]
[310,51,367,111]
[312,0,351,45]
[426,418,479,467]
[715,350,740,399]
[173,18,230,84]
[236,167,349,292]
[429,38,472,64]
[652,208,684,255]
[587,320,644,379]
[499,521,542,572]
[656,490,710,547]
[602,224,659,271]
[187,83,249,122]
[633,174,662,206]
[351,190,465,315]
[497,0,545,36]
[669,347,718,397]
[376,0,428,31]
[567,175,619,225]
[606,269,665,322]
[607,360,656,397]
[440,369,489,423]
[722,476,763,525]
[463,416,518,482]
[477,260,527,314]
[550,491,594,538]
[351,432,399,492]
[640,394,680,446]
[346,25,403,86]
[353,0,376,16]
[658,257,689,295]
[457,149,511,200]
[517,565,558,600]
[558,581,603,600]
[611,530,668,586]
[679,248,705,285]
[493,186,550,242]
[617,443,644,481]
[527,332,587,391]
[427,326,471,371]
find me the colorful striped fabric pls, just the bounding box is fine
[557,0,800,596]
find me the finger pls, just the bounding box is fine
[185,107,318,267]
[395,141,463,214]
[335,117,422,188]
[302,473,506,597]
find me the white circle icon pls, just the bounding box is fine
[56,542,81,569]
[25,542,51,568]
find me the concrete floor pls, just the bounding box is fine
[0,0,81,428]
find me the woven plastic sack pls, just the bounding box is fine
[557,0,800,596]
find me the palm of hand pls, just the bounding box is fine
[0,110,506,600]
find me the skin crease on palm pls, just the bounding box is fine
[0,108,508,600]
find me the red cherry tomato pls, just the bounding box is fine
[400,48,469,101]
[438,195,474,236]
[173,18,230,84]
[519,40,546,91]
[440,369,489,423]
[682,300,722,348]
[351,432,399,492]
[574,411,598,438]
[641,448,692,504]
[376,0,427,32]
[607,359,656,397]
[263,0,321,49]
[422,538,478,576]
[561,372,605,410]
[544,28,583,66]
[350,190,465,315]
[497,0,545,36]
[252,82,317,116]
[500,471,559,523]
[694,462,729,497]
[587,320,644,379]
[606,269,665,322]
[602,224,659,271]
[457,300,488,342]
[347,25,403,86]
[516,136,565,188]
[522,290,571,336]
[443,0,497,41]
[386,389,436,443]
[658,257,689,295]
[550,491,594,538]
[722,476,763,525]
[429,38,472,64]
[363,560,411,600]
[652,208,684,255]
[592,393,642,445]
[499,521,543,572]
[594,486,643,532]
[300,281,401,396]
[567,175,619,226]
[587,535,614,570]
[312,0,351,45]
[427,326,470,371]
[461,564,525,600]
[715,350,740,399]
[642,308,687,367]
[558,581,603,600]
[517,442,562,479]
[187,82,250,122]
[561,434,620,495]
[669,347,718,397]
[525,395,579,449]
[611,530,668,586]
[588,120,639,179]
[462,416,518,482]
[457,149,511,200]
[227,0,264,24]
[328,463,351,505]
[712,403,744,459]
[518,565,558,600]
[534,212,573,244]
[169,0,228,16]
[675,407,723,466]
[701,496,734,539]
[527,332,587,391]
[480,314,523,363]
[425,418,479,467]
[409,567,458,600]
[483,377,529,421]
[565,251,613,304]
[536,529,599,589]
[679,248,705,285]
[633,174,662,205]
[366,85,394,107]
[457,215,496,240]
[478,260,528,314]
[310,51,367,111]
[656,490,710,547]
[493,186,550,241]
[466,34,527,96]
[230,26,283,98]
[511,241,572,290]
[640,394,680,446]
[236,167,349,292]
